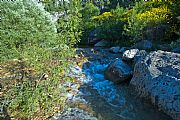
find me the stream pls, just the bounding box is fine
[58,48,172,120]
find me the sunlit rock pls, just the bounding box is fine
[131,50,180,120]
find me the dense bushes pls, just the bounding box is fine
[92,6,125,41]
[124,1,172,41]
[80,0,179,45]
[80,2,100,44]
[0,0,81,119]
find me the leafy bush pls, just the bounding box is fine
[0,0,57,60]
[0,0,80,119]
[92,6,125,41]
[80,2,100,44]
[56,0,83,46]
[124,1,172,41]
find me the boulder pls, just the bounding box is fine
[132,40,152,50]
[105,58,133,83]
[130,50,180,120]
[109,46,120,53]
[94,40,110,47]
[122,49,139,61]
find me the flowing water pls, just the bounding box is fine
[64,48,172,120]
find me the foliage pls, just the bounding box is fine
[0,0,81,119]
[124,1,172,41]
[82,2,100,20]
[171,1,180,38]
[80,2,100,44]
[56,0,83,46]
[175,16,180,36]
[92,6,125,41]
[92,12,112,20]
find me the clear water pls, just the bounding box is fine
[73,48,172,120]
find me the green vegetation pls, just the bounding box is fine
[0,0,81,119]
[0,0,179,119]
[80,0,179,46]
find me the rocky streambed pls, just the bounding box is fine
[55,47,178,120]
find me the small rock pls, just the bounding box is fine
[105,58,133,83]
[66,93,73,99]
[122,49,139,61]
[109,47,120,53]
[57,108,97,120]
[88,29,100,44]
[119,47,128,53]
[94,40,110,47]
[132,40,152,50]
[172,48,180,53]
[158,44,171,51]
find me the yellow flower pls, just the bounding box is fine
[92,12,113,20]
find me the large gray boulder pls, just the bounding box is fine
[130,50,180,120]
[105,58,133,83]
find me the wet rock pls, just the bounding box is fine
[105,58,133,83]
[132,40,152,50]
[122,49,139,61]
[109,47,120,53]
[57,108,97,120]
[94,40,110,47]
[93,74,104,80]
[130,50,180,120]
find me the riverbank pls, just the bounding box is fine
[56,48,173,120]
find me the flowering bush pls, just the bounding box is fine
[92,12,113,20]
[136,6,171,23]
[124,1,172,41]
[92,6,125,41]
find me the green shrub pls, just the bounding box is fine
[56,0,83,46]
[124,1,172,41]
[92,6,125,41]
[80,2,100,44]
[0,0,57,60]
[0,0,79,119]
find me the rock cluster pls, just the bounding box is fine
[105,47,180,120]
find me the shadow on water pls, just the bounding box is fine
[73,47,172,120]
